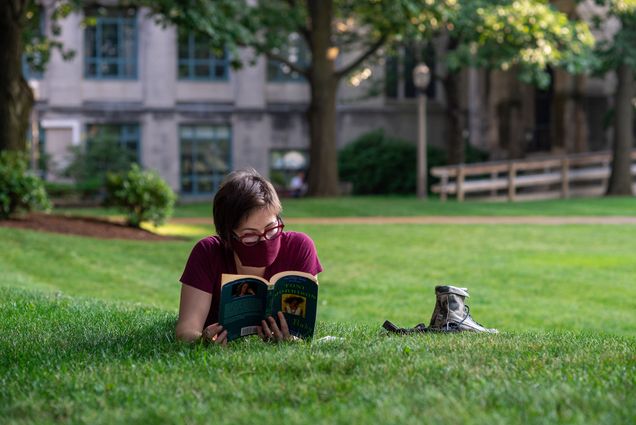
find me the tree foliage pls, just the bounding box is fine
[592,0,636,71]
[105,164,176,228]
[22,1,76,74]
[415,0,597,163]
[143,0,595,85]
[63,137,135,199]
[339,129,487,195]
[443,0,595,88]
[7,1,599,195]
[137,0,595,194]
[0,150,50,219]
[338,130,418,195]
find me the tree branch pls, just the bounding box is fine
[265,51,309,77]
[335,35,387,79]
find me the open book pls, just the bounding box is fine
[218,271,319,341]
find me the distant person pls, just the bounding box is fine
[289,171,306,198]
[176,168,322,345]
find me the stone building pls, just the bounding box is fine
[29,5,444,198]
[27,2,621,198]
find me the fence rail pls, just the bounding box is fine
[431,150,636,202]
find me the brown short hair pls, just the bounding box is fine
[213,168,282,242]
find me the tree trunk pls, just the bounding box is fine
[443,71,466,164]
[307,77,339,196]
[306,0,340,196]
[0,1,32,152]
[606,63,634,196]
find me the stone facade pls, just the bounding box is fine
[31,7,444,198]
[28,3,620,197]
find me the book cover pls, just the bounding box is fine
[218,271,318,341]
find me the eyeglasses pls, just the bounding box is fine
[233,219,285,246]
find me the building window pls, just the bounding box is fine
[84,7,137,79]
[269,149,309,192]
[86,123,141,164]
[385,43,436,100]
[180,125,231,194]
[267,33,309,82]
[177,30,229,81]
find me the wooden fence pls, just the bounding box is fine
[431,150,636,202]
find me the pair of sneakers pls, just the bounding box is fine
[383,285,498,334]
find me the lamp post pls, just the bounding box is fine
[413,64,430,199]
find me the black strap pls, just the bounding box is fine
[382,320,428,334]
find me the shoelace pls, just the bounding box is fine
[444,305,486,330]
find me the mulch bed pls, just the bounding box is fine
[0,213,184,241]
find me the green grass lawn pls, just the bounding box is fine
[55,195,636,219]
[1,286,634,425]
[1,218,635,424]
[2,223,635,334]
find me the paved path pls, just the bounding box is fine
[171,216,636,225]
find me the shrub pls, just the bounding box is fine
[465,142,489,163]
[105,165,176,228]
[44,181,77,198]
[0,151,51,219]
[338,129,447,195]
[64,138,133,200]
[338,129,489,195]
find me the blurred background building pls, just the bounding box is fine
[27,3,620,198]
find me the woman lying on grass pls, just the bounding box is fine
[176,169,322,345]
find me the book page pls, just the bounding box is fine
[221,273,270,286]
[269,270,318,286]
[218,275,270,341]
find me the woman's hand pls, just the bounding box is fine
[257,312,293,342]
[202,323,227,346]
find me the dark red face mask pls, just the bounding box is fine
[230,236,282,268]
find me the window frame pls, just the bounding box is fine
[177,30,230,81]
[85,123,142,164]
[84,8,138,80]
[179,124,233,195]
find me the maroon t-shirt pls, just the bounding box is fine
[179,231,323,328]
